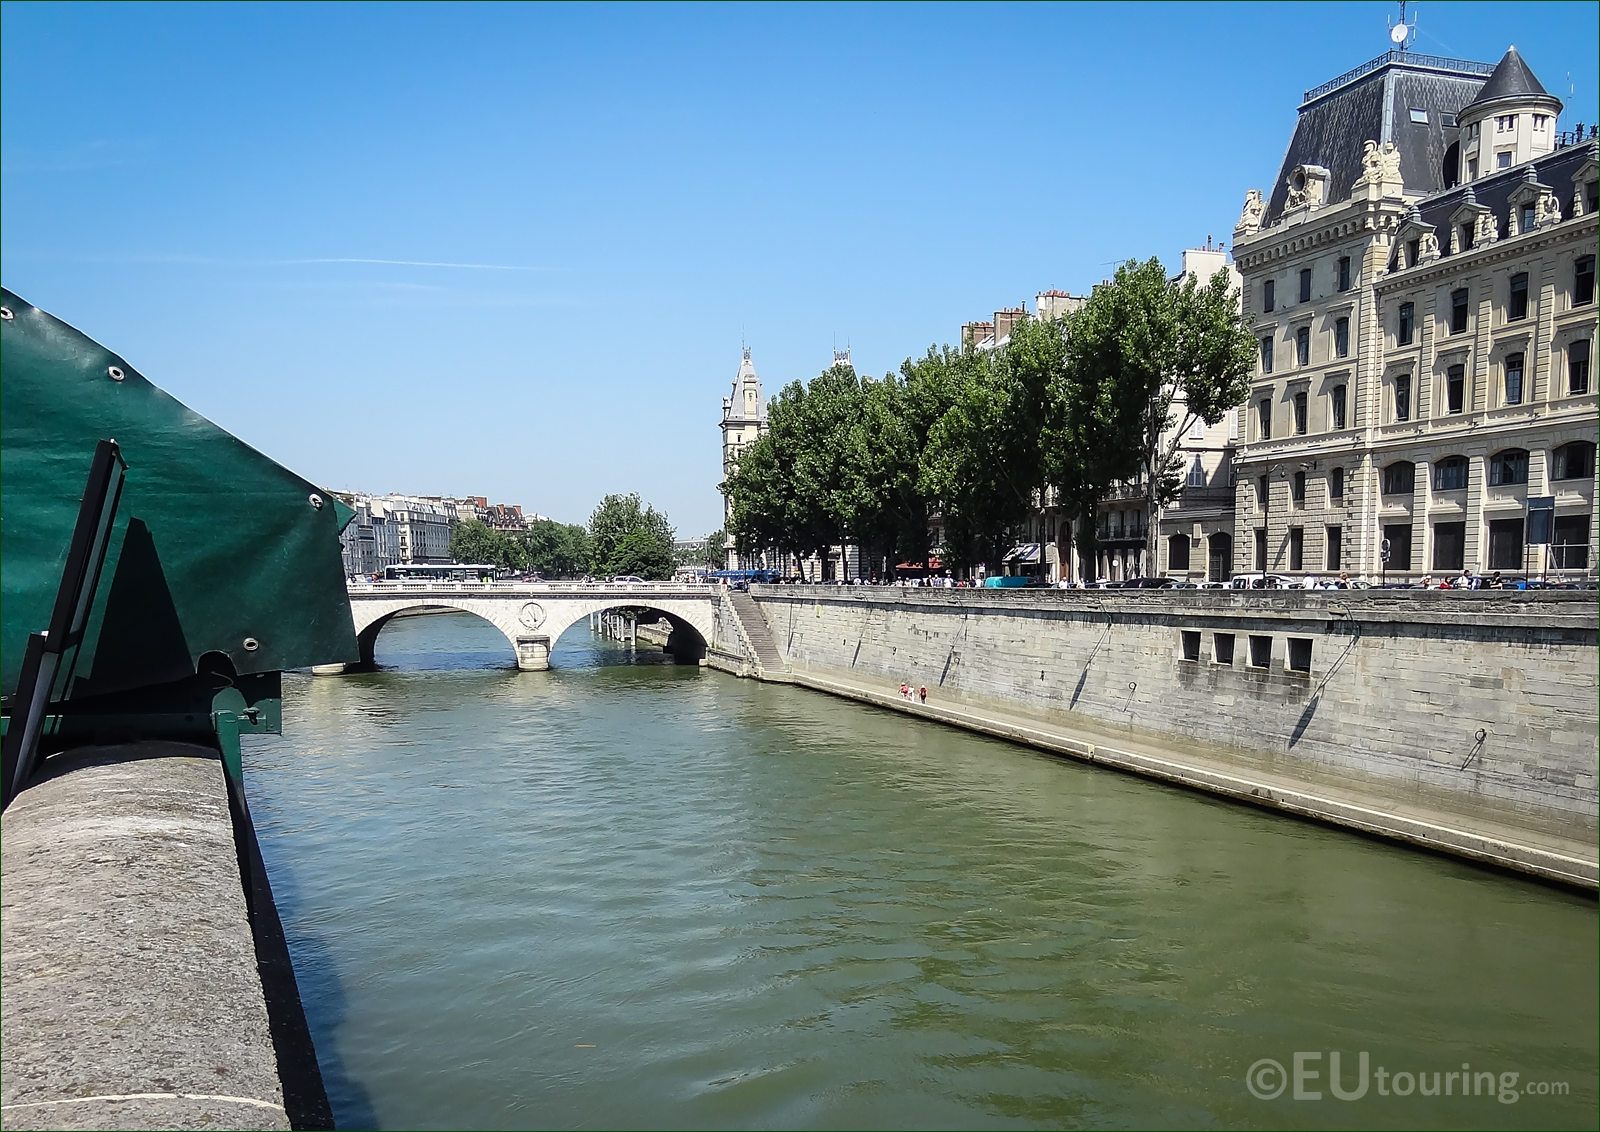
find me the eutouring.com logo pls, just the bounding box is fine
[1245,1053,1570,1104]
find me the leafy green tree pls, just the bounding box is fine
[587,492,675,579]
[1060,258,1257,572]
[520,519,592,578]
[609,528,675,580]
[449,519,524,571]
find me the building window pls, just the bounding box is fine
[1496,115,1516,132]
[1570,340,1591,394]
[1395,373,1412,422]
[1296,326,1310,366]
[1577,256,1596,306]
[1254,528,1267,570]
[1405,239,1420,268]
[1248,635,1273,669]
[1325,525,1342,570]
[1337,256,1351,291]
[1186,455,1206,487]
[1383,523,1414,570]
[1169,533,1191,572]
[1330,466,1345,502]
[1459,222,1475,252]
[1258,474,1270,512]
[1487,518,1524,570]
[1533,113,1549,131]
[1330,384,1347,430]
[1519,202,1536,234]
[1433,521,1466,572]
[1553,516,1591,570]
[1214,633,1236,665]
[1432,455,1469,490]
[1397,302,1415,345]
[1333,316,1349,359]
[1446,364,1465,414]
[1288,527,1304,571]
[1292,470,1306,506]
[1496,151,1512,170]
[1257,399,1272,441]
[1293,391,1307,434]
[1181,629,1201,661]
[1552,441,1595,481]
[1503,353,1525,405]
[1382,461,1414,495]
[1263,279,1275,313]
[1508,272,1529,321]
[1450,288,1469,333]
[1488,448,1529,486]
[1260,335,1274,374]
[1299,268,1312,304]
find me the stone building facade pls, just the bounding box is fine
[1230,46,1597,582]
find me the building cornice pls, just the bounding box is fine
[1233,198,1406,273]
[1374,212,1598,292]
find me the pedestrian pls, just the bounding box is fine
[918,685,927,704]
[899,682,909,699]
[1488,571,1504,589]
[1419,574,1433,589]
[1337,571,1350,589]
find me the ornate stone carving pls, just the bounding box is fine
[1538,191,1563,226]
[1419,230,1440,262]
[1285,164,1330,210]
[1236,188,1264,235]
[1356,140,1403,189]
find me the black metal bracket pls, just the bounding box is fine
[2,439,126,809]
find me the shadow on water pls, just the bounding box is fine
[244,816,382,1131]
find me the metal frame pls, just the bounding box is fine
[2,440,126,808]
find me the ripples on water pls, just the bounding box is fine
[244,613,1597,1130]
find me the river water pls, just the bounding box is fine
[243,612,1596,1130]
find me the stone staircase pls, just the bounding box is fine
[726,590,788,678]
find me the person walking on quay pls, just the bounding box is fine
[899,682,909,699]
[918,685,927,704]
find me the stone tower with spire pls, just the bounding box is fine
[718,347,767,569]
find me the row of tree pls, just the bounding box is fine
[448,492,688,580]
[721,258,1258,577]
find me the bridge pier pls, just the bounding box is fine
[515,636,551,671]
[311,663,350,677]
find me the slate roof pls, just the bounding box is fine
[1404,140,1598,254]
[1265,52,1492,225]
[1463,46,1562,116]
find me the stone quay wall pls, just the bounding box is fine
[750,586,1598,860]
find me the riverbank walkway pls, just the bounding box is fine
[780,666,1597,890]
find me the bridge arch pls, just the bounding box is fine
[542,602,710,665]
[351,601,525,669]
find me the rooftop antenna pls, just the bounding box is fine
[1387,1,1414,51]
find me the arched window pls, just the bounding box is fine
[1488,448,1529,486]
[1168,532,1190,571]
[1381,461,1415,495]
[1432,455,1469,490]
[1552,441,1595,481]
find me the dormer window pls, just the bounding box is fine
[1519,202,1536,233]
[1406,239,1420,268]
[1459,223,1475,252]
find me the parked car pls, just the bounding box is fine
[611,575,646,584]
[1228,573,1297,589]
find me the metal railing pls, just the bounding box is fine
[1304,50,1493,103]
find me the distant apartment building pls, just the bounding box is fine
[1229,43,1597,582]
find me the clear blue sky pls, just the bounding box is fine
[4,1,1596,535]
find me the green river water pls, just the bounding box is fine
[242,611,1597,1130]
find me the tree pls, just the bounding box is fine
[449,519,524,571]
[520,519,592,578]
[587,492,675,579]
[1059,258,1256,573]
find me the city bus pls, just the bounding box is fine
[380,563,500,582]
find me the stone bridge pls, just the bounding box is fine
[323,581,722,672]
